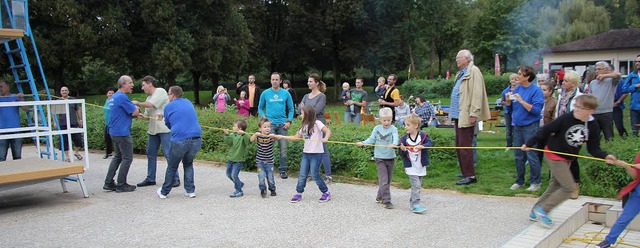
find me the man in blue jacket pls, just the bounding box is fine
[622,55,640,137]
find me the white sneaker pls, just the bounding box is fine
[184,192,196,198]
[157,187,167,199]
[510,183,522,190]
[526,184,541,192]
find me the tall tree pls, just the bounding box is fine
[183,0,251,105]
[287,0,369,99]
[466,0,523,69]
[30,0,97,92]
[538,0,610,47]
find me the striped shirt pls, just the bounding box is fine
[256,135,275,163]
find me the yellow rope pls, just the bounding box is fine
[36,94,636,167]
[563,231,640,247]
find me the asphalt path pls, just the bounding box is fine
[0,151,537,247]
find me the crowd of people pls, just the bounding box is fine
[2,51,640,248]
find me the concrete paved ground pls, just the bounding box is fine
[0,151,537,247]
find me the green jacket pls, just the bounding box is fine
[223,133,251,162]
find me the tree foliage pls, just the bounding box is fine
[17,0,640,98]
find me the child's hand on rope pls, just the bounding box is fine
[520,144,530,151]
[399,143,406,151]
[604,155,617,165]
[355,142,364,147]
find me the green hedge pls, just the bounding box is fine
[584,139,639,198]
[401,74,510,99]
[85,105,456,176]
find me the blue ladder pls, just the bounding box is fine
[2,0,57,160]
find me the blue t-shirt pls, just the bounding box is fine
[103,98,110,124]
[164,98,202,141]
[614,79,626,110]
[258,88,294,125]
[108,92,137,136]
[0,94,21,129]
[511,83,544,126]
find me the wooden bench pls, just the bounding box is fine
[0,157,88,197]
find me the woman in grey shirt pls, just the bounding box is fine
[300,73,332,183]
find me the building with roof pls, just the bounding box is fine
[541,28,640,77]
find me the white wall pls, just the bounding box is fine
[542,49,639,73]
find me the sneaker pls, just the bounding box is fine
[526,184,541,192]
[116,184,136,193]
[383,202,394,209]
[529,211,538,221]
[325,176,332,184]
[533,206,553,228]
[319,192,331,202]
[596,240,611,248]
[260,189,267,198]
[184,192,196,198]
[375,197,382,204]
[103,182,117,191]
[157,187,167,199]
[510,183,522,190]
[229,191,244,198]
[291,193,302,203]
[280,171,288,179]
[412,205,427,213]
[270,190,277,196]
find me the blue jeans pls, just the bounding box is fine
[419,119,438,129]
[105,136,134,186]
[513,122,541,185]
[226,161,244,192]
[257,162,276,191]
[504,112,513,147]
[631,109,640,137]
[146,133,179,182]
[271,123,288,172]
[344,111,361,124]
[606,188,640,244]
[296,153,328,194]
[161,138,201,195]
[0,138,22,161]
[321,132,332,176]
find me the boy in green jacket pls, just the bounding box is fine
[223,119,251,197]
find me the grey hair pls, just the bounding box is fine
[460,49,474,61]
[117,75,131,89]
[595,61,612,70]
